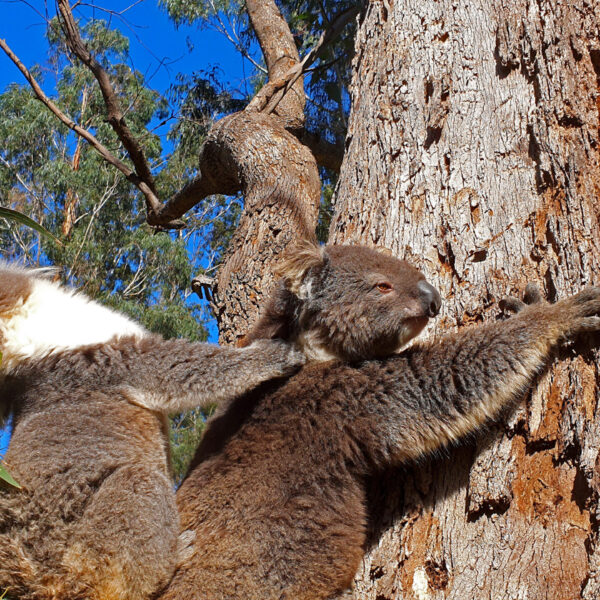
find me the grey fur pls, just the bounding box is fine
[162,243,600,600]
[243,242,441,360]
[0,266,304,600]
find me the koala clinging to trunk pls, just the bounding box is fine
[0,264,304,600]
[161,240,600,600]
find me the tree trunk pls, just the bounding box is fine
[205,112,320,345]
[331,1,600,598]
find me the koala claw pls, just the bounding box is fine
[570,286,600,310]
[560,287,600,339]
[499,296,526,315]
[523,283,543,305]
[500,283,544,316]
[574,316,600,334]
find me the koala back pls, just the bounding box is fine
[0,344,179,600]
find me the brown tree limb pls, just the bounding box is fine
[147,107,320,344]
[244,0,305,129]
[149,4,358,224]
[4,1,354,229]
[246,6,360,119]
[146,174,226,226]
[200,111,321,343]
[56,0,157,194]
[301,130,344,173]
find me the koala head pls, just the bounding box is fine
[243,240,441,362]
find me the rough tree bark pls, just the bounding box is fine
[201,111,320,344]
[11,0,600,595]
[330,1,600,598]
[158,0,320,344]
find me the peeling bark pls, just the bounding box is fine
[332,0,600,598]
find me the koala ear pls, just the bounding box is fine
[276,238,326,295]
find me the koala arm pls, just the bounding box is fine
[353,287,600,466]
[121,337,305,414]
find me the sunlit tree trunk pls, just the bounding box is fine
[330,1,600,597]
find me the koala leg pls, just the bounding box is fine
[60,465,179,600]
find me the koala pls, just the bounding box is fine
[0,263,304,600]
[159,241,600,600]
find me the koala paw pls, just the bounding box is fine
[501,284,600,340]
[559,287,600,338]
[499,283,543,315]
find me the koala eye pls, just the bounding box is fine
[375,282,394,293]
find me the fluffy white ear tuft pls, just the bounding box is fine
[0,266,146,370]
[373,245,394,257]
[276,239,325,296]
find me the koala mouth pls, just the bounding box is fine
[395,315,429,350]
[364,316,430,359]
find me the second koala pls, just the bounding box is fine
[0,264,304,600]
[161,241,600,600]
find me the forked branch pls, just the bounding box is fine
[0,37,162,218]
[246,6,360,117]
[1,0,356,233]
[56,0,156,194]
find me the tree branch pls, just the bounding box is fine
[3,1,353,232]
[0,37,163,211]
[147,173,225,226]
[56,0,157,194]
[0,35,189,229]
[247,6,359,119]
[301,130,344,173]
[150,3,359,223]
[244,0,305,129]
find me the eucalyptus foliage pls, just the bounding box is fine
[0,19,209,340]
[0,464,20,490]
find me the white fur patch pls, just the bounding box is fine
[412,567,431,600]
[0,275,146,371]
[296,329,339,362]
[297,277,315,301]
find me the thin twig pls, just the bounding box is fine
[0,155,45,208]
[0,36,172,222]
[208,1,267,75]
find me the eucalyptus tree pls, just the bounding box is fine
[5,0,600,596]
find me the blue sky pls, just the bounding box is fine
[0,0,257,458]
[0,0,252,99]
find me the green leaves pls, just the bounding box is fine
[0,19,210,343]
[0,207,62,246]
[0,463,20,490]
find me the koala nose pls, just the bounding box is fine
[417,280,442,317]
